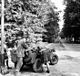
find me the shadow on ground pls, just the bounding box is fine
[20,65,35,73]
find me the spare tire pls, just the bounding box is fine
[50,54,58,65]
[33,58,43,72]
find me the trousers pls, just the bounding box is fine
[16,57,23,71]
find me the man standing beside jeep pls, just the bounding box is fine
[15,37,28,73]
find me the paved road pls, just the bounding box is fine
[2,43,80,76]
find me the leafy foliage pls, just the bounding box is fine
[0,0,59,49]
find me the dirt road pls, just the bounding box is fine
[54,43,80,76]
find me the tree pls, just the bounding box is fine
[63,0,80,42]
[0,0,59,48]
[42,2,59,43]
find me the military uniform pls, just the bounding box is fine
[16,38,27,71]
